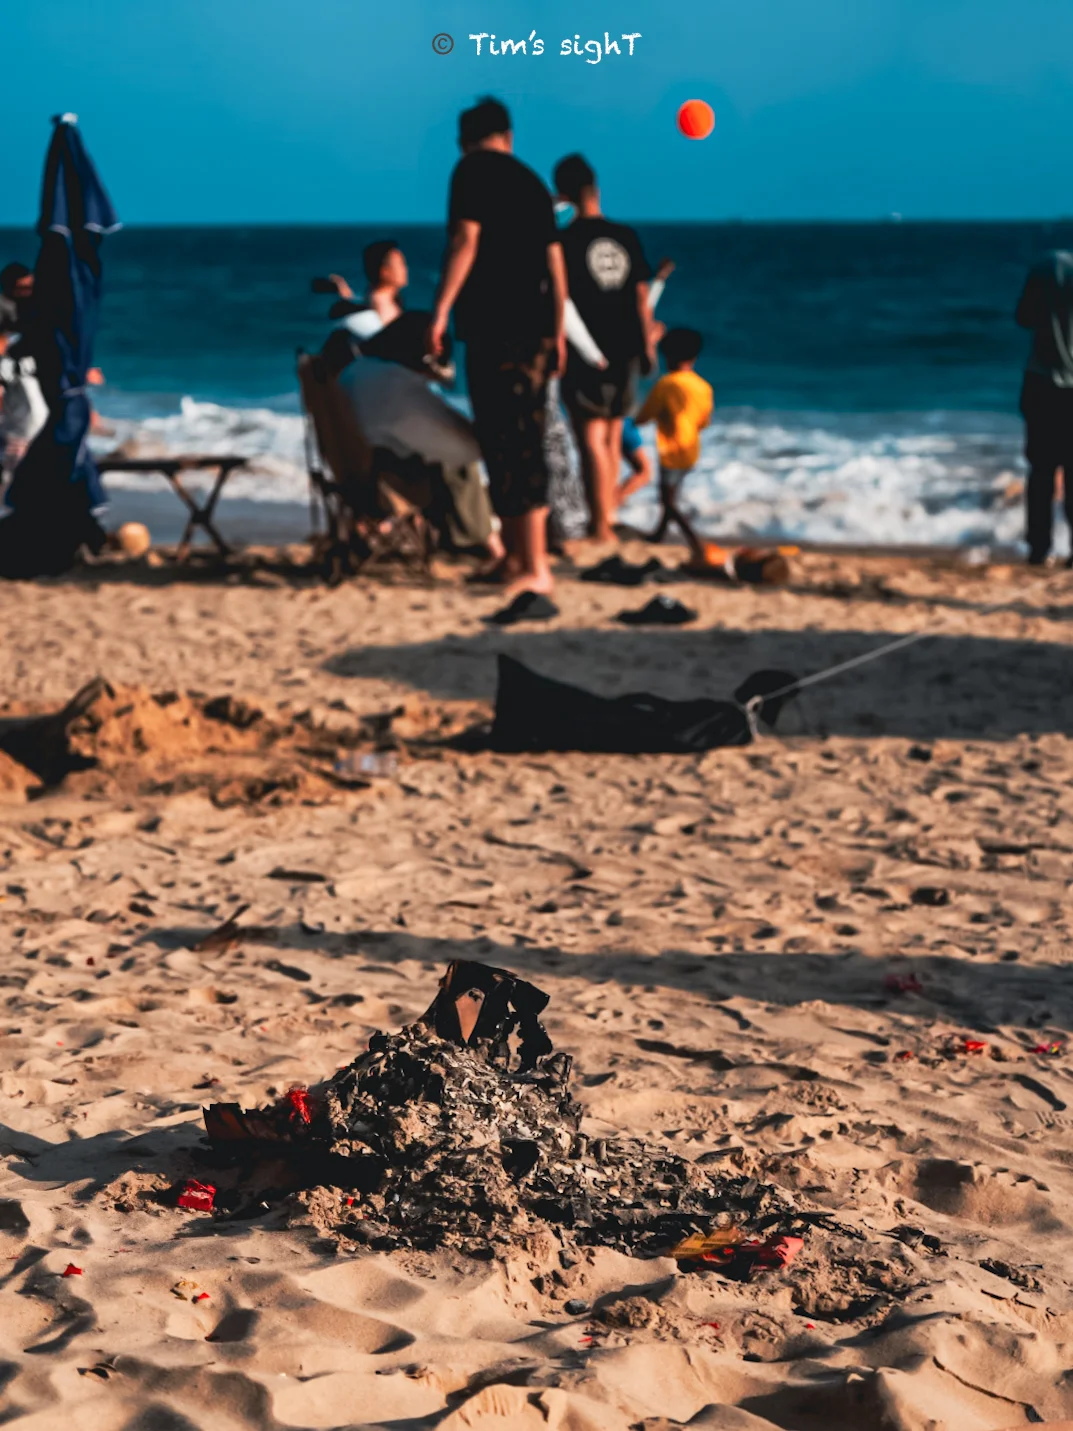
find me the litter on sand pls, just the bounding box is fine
[177,1180,216,1212]
[489,655,798,754]
[884,973,924,995]
[197,960,819,1264]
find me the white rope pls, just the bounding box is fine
[748,569,1059,717]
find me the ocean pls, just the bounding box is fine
[3,220,1069,551]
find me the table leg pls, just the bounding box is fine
[170,467,233,561]
[198,466,235,557]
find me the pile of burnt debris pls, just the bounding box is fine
[202,961,816,1261]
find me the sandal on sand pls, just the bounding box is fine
[579,554,661,586]
[616,595,697,626]
[485,591,559,626]
[465,565,508,586]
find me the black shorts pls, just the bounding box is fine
[465,338,553,519]
[563,356,640,421]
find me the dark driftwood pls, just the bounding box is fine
[0,676,110,785]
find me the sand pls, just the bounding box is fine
[3,546,1073,1430]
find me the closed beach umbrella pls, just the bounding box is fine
[3,113,119,560]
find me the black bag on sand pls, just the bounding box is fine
[490,654,773,754]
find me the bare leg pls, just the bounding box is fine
[665,491,706,565]
[468,521,518,583]
[504,507,554,597]
[604,418,624,523]
[583,418,616,542]
[650,467,703,561]
[649,474,674,543]
[616,447,650,506]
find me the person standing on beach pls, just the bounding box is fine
[428,97,567,604]
[0,263,48,480]
[1016,249,1073,565]
[553,154,656,544]
[636,327,713,563]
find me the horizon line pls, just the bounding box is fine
[2,215,1073,230]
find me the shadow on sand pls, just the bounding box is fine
[323,625,1073,741]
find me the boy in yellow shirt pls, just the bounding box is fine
[635,327,712,561]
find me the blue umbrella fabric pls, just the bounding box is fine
[1,114,119,574]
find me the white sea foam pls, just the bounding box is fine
[95,396,1033,551]
[95,397,311,504]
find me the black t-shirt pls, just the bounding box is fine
[561,217,650,365]
[448,150,558,346]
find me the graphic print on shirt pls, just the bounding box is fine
[586,237,631,291]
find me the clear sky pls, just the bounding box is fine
[4,0,1072,224]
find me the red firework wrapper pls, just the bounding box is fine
[285,1088,313,1125]
[743,1234,804,1270]
[177,1180,216,1212]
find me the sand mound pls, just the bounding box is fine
[0,679,477,808]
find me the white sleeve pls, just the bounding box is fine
[647,277,666,313]
[565,299,607,368]
[340,309,386,340]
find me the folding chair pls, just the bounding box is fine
[296,348,432,583]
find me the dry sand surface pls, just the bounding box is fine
[3,547,1073,1430]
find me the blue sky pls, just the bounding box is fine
[4,0,1072,223]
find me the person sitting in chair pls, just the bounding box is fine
[322,239,406,341]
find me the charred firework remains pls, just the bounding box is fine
[204,961,803,1258]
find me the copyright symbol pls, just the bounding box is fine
[432,32,454,54]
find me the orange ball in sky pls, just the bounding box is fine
[677,99,715,140]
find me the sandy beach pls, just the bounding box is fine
[3,546,1073,1429]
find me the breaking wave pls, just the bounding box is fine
[94,395,1030,551]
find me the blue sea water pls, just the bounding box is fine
[3,220,1070,547]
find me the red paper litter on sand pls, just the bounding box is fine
[701,1246,738,1264]
[961,1039,988,1055]
[895,1050,915,1062]
[884,973,923,995]
[745,1235,803,1270]
[177,1180,216,1212]
[62,1264,83,1277]
[285,1088,313,1125]
[1033,1042,1064,1056]
[193,1292,210,1303]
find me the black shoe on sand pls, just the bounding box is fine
[579,555,661,586]
[616,595,697,626]
[485,591,560,626]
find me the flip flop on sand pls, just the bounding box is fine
[485,591,560,627]
[579,554,662,586]
[616,595,697,626]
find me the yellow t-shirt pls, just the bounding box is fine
[636,370,713,470]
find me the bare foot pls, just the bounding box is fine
[467,551,522,585]
[502,565,554,602]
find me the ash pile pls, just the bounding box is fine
[204,961,802,1259]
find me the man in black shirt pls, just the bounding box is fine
[1016,249,1073,565]
[428,97,567,605]
[554,154,655,543]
